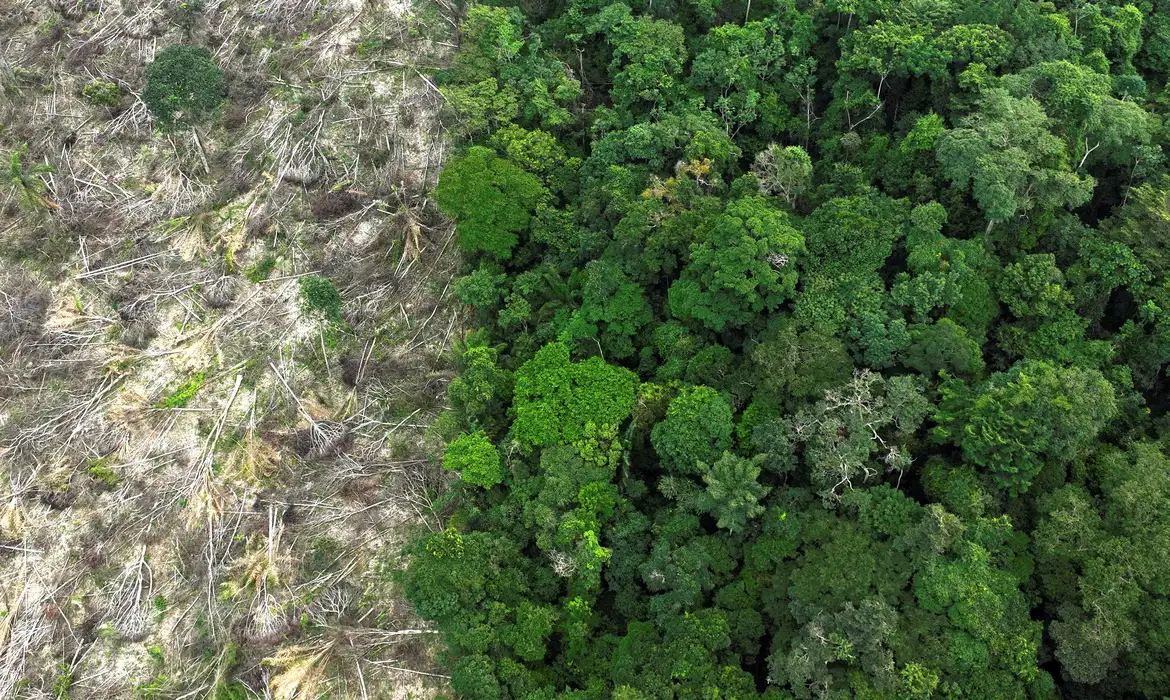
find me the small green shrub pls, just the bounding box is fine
[87,458,120,488]
[143,44,225,131]
[298,275,343,321]
[146,645,165,666]
[246,255,277,283]
[158,373,205,408]
[212,681,249,700]
[51,664,72,699]
[8,143,57,212]
[81,79,121,107]
[133,674,168,699]
[355,39,386,58]
[303,536,342,577]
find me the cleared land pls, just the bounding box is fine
[0,0,459,696]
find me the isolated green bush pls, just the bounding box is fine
[157,373,205,408]
[143,44,225,131]
[81,79,121,107]
[298,275,343,321]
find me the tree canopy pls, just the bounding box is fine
[409,0,1170,697]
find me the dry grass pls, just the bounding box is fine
[0,0,461,695]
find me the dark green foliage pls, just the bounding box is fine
[667,196,804,331]
[445,334,513,437]
[143,44,225,131]
[699,452,770,533]
[562,260,653,358]
[904,319,985,378]
[297,275,343,321]
[1032,443,1170,693]
[403,1,1170,697]
[801,194,908,277]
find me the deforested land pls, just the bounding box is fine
[1,0,459,697]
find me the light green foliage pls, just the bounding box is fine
[791,370,929,501]
[443,6,580,131]
[937,88,1094,226]
[667,197,804,331]
[998,253,1073,318]
[87,458,120,488]
[699,452,770,533]
[143,44,225,131]
[435,146,547,258]
[446,336,513,436]
[82,79,121,107]
[158,373,204,408]
[245,255,277,283]
[8,143,57,212]
[441,78,520,137]
[935,23,1015,67]
[489,125,565,174]
[1009,60,1154,167]
[751,144,814,207]
[511,342,638,451]
[454,266,507,308]
[444,431,504,488]
[651,385,734,476]
[900,662,941,698]
[842,20,950,80]
[935,360,1117,494]
[51,664,72,699]
[914,543,1044,683]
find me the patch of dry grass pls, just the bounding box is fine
[0,0,461,695]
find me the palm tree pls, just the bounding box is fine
[8,143,58,212]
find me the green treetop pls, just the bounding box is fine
[511,342,638,452]
[937,88,1094,230]
[935,360,1117,494]
[435,146,548,259]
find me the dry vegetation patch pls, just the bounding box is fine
[0,0,463,695]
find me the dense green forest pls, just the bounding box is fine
[402,0,1170,697]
